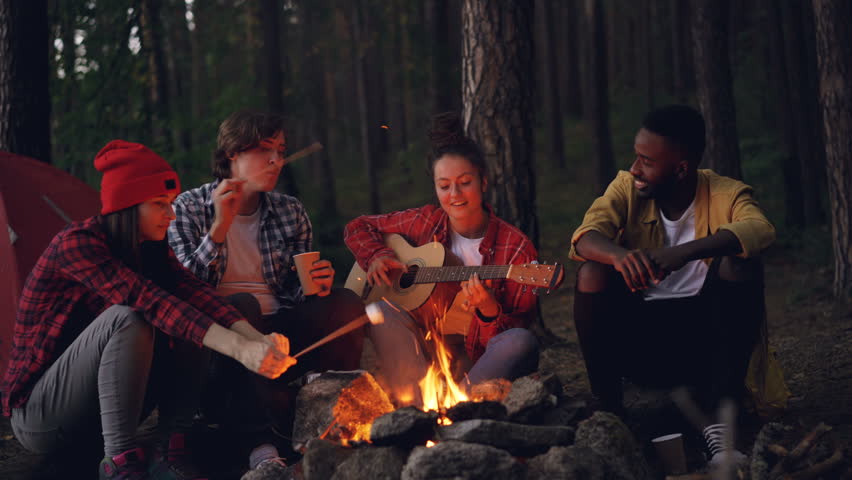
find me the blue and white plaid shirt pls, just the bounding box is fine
[168,179,312,309]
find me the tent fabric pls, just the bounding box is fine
[0,152,100,377]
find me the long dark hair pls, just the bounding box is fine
[426,112,487,181]
[101,207,176,291]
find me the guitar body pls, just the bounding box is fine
[344,234,459,313]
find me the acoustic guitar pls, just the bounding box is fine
[344,234,564,312]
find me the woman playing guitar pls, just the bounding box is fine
[343,112,539,406]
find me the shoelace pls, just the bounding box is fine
[702,423,730,456]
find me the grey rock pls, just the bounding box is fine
[240,461,302,480]
[302,438,353,480]
[526,445,609,480]
[331,446,409,480]
[401,441,526,480]
[574,412,653,480]
[446,401,508,422]
[502,376,558,423]
[438,419,574,456]
[539,398,585,427]
[292,370,394,450]
[370,407,439,447]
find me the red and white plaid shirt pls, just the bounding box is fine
[2,216,243,416]
[344,204,538,362]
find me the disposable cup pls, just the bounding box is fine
[293,251,322,296]
[652,433,688,475]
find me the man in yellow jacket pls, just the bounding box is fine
[569,105,775,467]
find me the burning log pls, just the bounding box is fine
[291,371,394,450]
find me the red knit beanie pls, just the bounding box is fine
[94,140,181,215]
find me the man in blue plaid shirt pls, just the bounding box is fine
[168,110,364,468]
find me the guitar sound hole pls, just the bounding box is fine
[399,265,418,289]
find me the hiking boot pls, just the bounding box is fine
[148,433,207,480]
[702,423,747,468]
[98,447,148,480]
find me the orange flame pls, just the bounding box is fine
[417,306,469,417]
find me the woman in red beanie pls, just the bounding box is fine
[0,140,295,480]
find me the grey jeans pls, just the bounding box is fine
[11,305,208,457]
[369,301,539,406]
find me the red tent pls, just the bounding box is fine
[0,152,100,376]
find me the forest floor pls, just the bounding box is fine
[1,134,850,478]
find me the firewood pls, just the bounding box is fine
[769,422,833,478]
[781,448,844,480]
[768,444,790,457]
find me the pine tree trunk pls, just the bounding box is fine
[139,0,170,149]
[585,0,615,195]
[351,0,380,214]
[461,0,539,246]
[781,0,826,225]
[536,0,565,168]
[0,0,51,163]
[259,0,298,197]
[691,0,742,179]
[766,0,805,228]
[812,0,852,298]
[559,0,583,116]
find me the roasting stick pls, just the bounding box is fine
[292,302,384,359]
[282,141,323,166]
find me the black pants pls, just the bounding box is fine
[203,288,366,431]
[573,258,764,414]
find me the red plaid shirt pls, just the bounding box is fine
[344,204,538,362]
[2,216,244,416]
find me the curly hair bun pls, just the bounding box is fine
[429,111,470,150]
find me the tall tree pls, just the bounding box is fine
[670,0,694,100]
[812,0,852,298]
[0,0,51,163]
[557,0,582,116]
[351,0,380,213]
[139,0,171,149]
[691,0,742,179]
[259,0,298,197]
[535,0,565,168]
[585,0,615,195]
[781,0,825,225]
[766,0,805,228]
[461,0,538,246]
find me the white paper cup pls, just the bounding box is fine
[293,251,322,296]
[652,433,688,475]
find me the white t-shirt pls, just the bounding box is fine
[643,199,709,301]
[216,208,280,315]
[450,230,484,267]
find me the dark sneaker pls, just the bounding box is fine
[98,447,148,480]
[702,423,747,468]
[148,433,207,480]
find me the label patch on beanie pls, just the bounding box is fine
[165,179,177,190]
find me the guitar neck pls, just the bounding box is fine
[410,265,511,284]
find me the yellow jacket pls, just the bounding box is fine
[569,169,775,262]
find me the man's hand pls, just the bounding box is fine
[366,255,406,287]
[613,249,662,291]
[309,259,335,297]
[210,179,246,243]
[460,273,500,317]
[646,246,690,280]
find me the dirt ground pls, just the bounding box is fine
[0,242,849,479]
